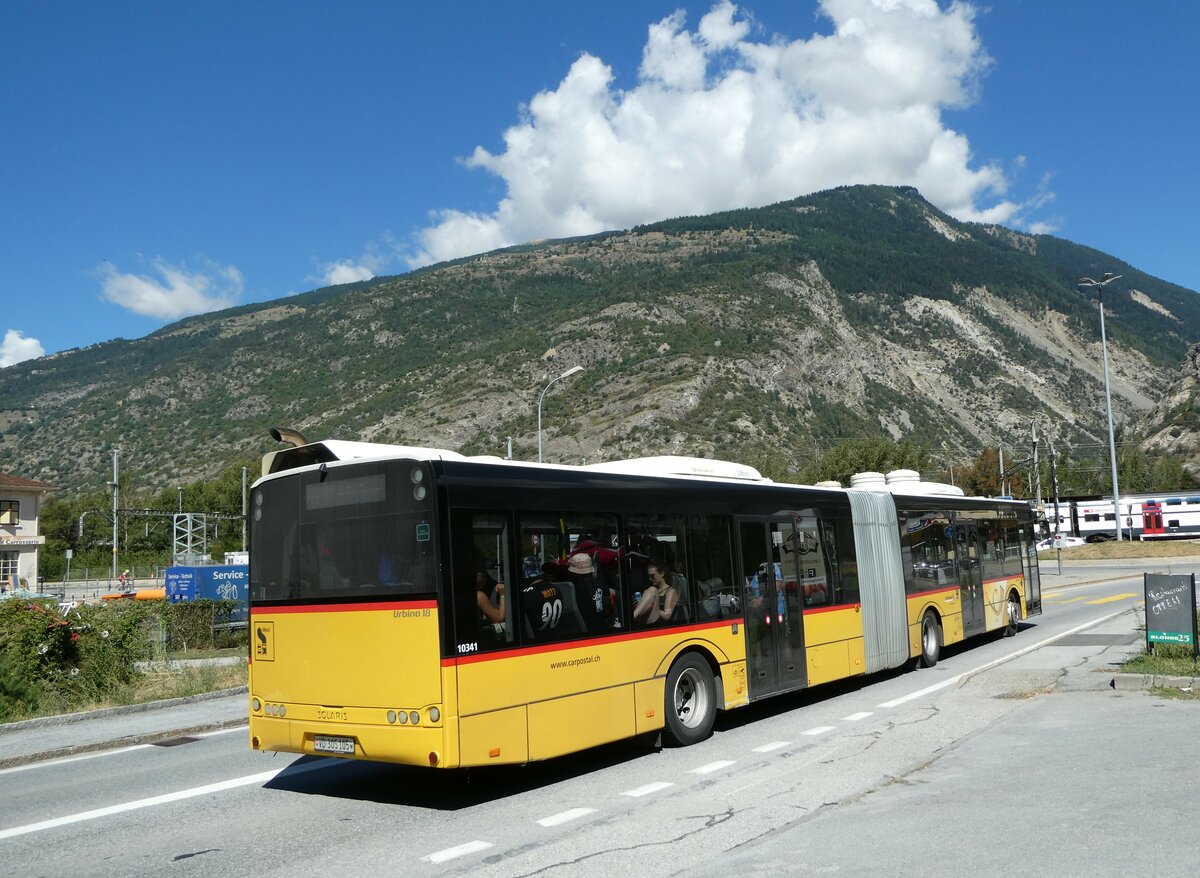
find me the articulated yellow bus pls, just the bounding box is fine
[247,439,1041,768]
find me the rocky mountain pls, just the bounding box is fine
[2,185,1197,493]
[1138,343,1200,475]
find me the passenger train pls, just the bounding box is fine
[1044,491,1200,542]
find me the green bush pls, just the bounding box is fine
[0,597,242,720]
[0,599,79,715]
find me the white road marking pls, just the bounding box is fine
[537,807,597,827]
[622,781,674,797]
[0,744,154,776]
[0,759,334,840]
[0,724,248,776]
[689,760,736,775]
[877,608,1130,709]
[803,726,835,736]
[842,711,873,722]
[422,840,494,863]
[752,741,790,753]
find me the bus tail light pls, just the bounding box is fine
[429,751,439,767]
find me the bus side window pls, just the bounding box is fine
[688,515,738,620]
[451,509,514,654]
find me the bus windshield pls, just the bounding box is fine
[250,460,437,602]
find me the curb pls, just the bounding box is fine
[0,686,247,735]
[0,716,249,771]
[1111,673,1197,692]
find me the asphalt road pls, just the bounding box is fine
[2,564,1198,877]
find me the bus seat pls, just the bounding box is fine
[669,573,691,624]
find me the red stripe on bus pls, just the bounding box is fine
[801,603,860,615]
[444,618,744,666]
[251,599,438,615]
[909,576,1021,601]
[907,587,958,600]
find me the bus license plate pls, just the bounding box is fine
[314,735,356,754]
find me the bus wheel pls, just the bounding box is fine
[919,611,942,668]
[1004,592,1021,637]
[664,653,716,746]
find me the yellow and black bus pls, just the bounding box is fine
[247,440,1041,768]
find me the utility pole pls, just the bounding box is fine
[1032,420,1042,508]
[241,466,248,552]
[108,449,119,582]
[1049,438,1063,576]
[998,446,1005,497]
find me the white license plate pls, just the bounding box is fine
[313,735,356,754]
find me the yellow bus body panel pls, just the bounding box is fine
[248,603,446,765]
[984,576,1024,631]
[801,605,865,686]
[454,621,745,763]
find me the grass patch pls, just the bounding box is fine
[132,662,247,704]
[1038,539,1200,562]
[1120,625,1200,700]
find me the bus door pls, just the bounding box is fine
[956,523,985,636]
[1143,501,1164,536]
[737,519,807,698]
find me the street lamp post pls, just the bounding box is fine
[1078,272,1124,541]
[537,365,584,463]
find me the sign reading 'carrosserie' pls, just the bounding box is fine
[1144,573,1198,658]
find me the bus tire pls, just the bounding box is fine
[663,653,717,746]
[1004,592,1021,637]
[918,611,942,668]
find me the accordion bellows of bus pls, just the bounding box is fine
[247,436,1041,768]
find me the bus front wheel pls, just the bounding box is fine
[664,653,716,746]
[919,611,942,668]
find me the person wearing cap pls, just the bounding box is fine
[567,552,609,631]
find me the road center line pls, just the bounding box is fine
[752,741,790,752]
[803,726,835,736]
[877,607,1131,709]
[423,840,493,863]
[842,711,873,722]
[622,781,673,797]
[690,760,736,775]
[0,759,335,839]
[537,807,597,827]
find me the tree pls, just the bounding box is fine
[799,436,931,486]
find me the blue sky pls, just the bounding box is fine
[3,0,1198,366]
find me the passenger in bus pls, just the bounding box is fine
[476,570,507,635]
[633,562,678,625]
[567,552,611,632]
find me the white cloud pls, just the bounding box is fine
[310,235,405,287]
[410,0,1047,267]
[0,329,45,368]
[321,261,377,286]
[99,257,243,320]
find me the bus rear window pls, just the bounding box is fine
[251,461,436,602]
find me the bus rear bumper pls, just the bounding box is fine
[249,715,452,767]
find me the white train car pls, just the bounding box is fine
[1043,492,1200,542]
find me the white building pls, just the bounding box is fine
[0,473,56,592]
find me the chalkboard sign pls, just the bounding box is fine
[1143,573,1198,657]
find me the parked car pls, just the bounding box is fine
[1036,535,1087,551]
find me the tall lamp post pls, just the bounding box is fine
[537,365,584,463]
[1078,272,1124,541]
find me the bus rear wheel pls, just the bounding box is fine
[664,653,716,746]
[1004,592,1021,637]
[919,611,942,668]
